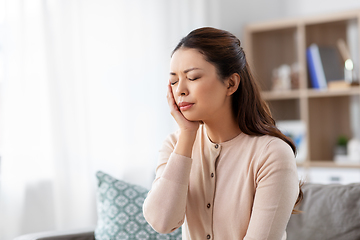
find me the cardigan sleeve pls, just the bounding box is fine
[244,138,299,240]
[143,132,193,234]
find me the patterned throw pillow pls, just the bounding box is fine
[95,171,182,240]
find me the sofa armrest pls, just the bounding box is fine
[14,227,95,240]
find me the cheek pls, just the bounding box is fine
[199,84,226,102]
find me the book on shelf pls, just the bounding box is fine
[306,44,327,89]
[306,43,345,90]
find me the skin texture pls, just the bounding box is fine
[167,47,241,158]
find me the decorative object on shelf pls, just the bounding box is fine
[272,64,291,91]
[337,38,359,87]
[344,59,355,81]
[347,18,360,85]
[290,62,300,90]
[271,63,299,91]
[277,120,307,163]
[347,138,360,163]
[334,135,349,163]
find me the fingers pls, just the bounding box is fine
[167,82,186,122]
[167,82,179,113]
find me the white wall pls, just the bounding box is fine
[283,0,360,17]
[216,0,360,42]
[215,0,286,40]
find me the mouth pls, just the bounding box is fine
[178,102,194,111]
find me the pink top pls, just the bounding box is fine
[143,124,299,240]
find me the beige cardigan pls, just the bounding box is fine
[143,125,299,240]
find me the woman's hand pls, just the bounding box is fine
[167,82,199,158]
[167,82,200,133]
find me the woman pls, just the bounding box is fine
[143,27,302,240]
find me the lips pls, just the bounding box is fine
[178,102,194,111]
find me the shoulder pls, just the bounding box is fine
[243,134,295,168]
[243,134,293,154]
[261,135,294,159]
[261,135,293,155]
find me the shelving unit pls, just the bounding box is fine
[244,10,360,172]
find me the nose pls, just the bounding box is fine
[175,79,189,96]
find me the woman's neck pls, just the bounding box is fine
[204,115,241,144]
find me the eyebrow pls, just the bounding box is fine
[170,67,201,76]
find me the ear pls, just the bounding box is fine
[226,73,240,96]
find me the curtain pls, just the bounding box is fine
[0,0,217,239]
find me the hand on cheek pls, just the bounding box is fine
[167,82,199,133]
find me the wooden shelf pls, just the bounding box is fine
[306,86,360,98]
[245,9,360,172]
[262,87,360,100]
[261,90,301,100]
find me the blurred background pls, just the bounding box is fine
[1,0,360,239]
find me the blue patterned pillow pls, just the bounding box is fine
[95,171,182,240]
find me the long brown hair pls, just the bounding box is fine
[173,27,303,213]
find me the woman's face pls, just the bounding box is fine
[169,48,230,122]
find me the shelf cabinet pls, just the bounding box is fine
[244,10,360,170]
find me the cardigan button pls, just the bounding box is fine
[207,234,211,239]
[211,173,214,178]
[214,144,219,149]
[207,203,211,208]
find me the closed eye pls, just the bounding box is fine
[188,77,199,81]
[170,81,178,86]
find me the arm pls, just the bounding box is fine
[244,139,299,240]
[143,83,199,234]
[143,135,192,234]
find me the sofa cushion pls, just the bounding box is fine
[95,171,182,240]
[287,183,360,240]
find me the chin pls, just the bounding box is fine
[182,113,202,122]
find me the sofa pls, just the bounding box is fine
[287,182,360,240]
[14,173,360,240]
